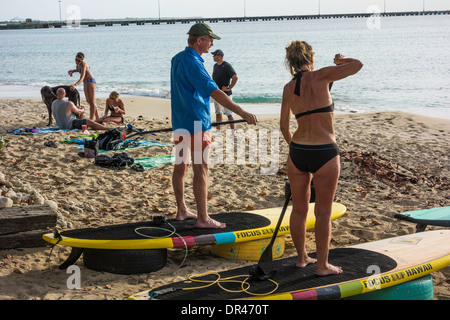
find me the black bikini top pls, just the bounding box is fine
[293,70,334,119]
[295,103,335,119]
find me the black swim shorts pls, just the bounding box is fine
[71,119,87,130]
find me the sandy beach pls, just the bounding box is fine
[0,96,448,300]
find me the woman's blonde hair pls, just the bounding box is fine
[285,41,315,76]
[110,91,120,100]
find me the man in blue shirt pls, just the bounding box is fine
[171,23,257,229]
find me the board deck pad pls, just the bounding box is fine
[60,212,270,240]
[129,230,450,300]
[138,248,397,300]
[395,206,450,228]
[42,203,347,249]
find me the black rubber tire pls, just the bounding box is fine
[83,248,167,275]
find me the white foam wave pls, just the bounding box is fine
[0,82,171,100]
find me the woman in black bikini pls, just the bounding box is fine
[280,41,363,276]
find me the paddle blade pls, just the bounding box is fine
[258,243,275,263]
[258,185,291,264]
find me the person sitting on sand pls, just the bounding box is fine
[97,91,126,125]
[280,41,363,276]
[51,88,109,131]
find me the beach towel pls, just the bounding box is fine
[131,155,175,171]
[69,138,172,153]
[7,126,75,135]
[93,154,173,171]
[61,133,100,145]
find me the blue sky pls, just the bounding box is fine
[1,0,449,21]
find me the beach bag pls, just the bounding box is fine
[97,128,122,150]
[83,139,99,158]
[94,153,134,170]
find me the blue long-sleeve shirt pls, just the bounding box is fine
[170,47,218,134]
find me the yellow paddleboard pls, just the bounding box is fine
[42,203,346,250]
[129,230,450,300]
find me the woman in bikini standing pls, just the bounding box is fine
[68,52,99,121]
[280,41,363,276]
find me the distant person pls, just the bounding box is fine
[51,88,108,131]
[97,91,126,124]
[211,49,238,132]
[171,22,257,229]
[68,52,100,121]
[279,41,363,276]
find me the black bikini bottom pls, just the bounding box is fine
[289,142,339,173]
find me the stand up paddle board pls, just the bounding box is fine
[129,230,450,300]
[394,206,450,232]
[43,203,346,250]
[42,203,345,272]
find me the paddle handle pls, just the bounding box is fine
[211,119,247,127]
[127,119,248,138]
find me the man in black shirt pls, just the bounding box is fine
[211,49,238,132]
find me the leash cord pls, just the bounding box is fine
[135,221,279,298]
[183,272,279,296]
[46,229,63,268]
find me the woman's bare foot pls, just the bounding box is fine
[175,210,197,221]
[196,217,226,229]
[316,263,343,276]
[296,255,317,268]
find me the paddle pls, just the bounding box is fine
[248,181,291,281]
[126,119,248,139]
[258,181,292,264]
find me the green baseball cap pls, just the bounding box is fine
[187,23,221,40]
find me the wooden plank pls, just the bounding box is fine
[0,229,50,249]
[0,205,57,235]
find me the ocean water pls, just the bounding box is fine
[0,15,449,118]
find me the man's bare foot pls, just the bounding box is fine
[316,263,343,276]
[296,255,317,268]
[175,210,197,221]
[196,217,226,229]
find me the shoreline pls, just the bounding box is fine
[0,97,449,300]
[2,95,450,125]
[1,83,449,121]
[0,95,282,125]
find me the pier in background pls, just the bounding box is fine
[1,10,449,30]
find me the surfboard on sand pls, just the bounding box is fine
[42,203,345,272]
[129,230,450,300]
[394,206,450,232]
[42,202,346,250]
